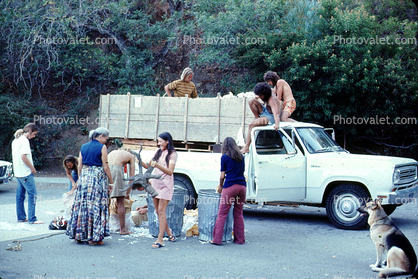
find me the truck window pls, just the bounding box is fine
[255,130,296,155]
[296,127,345,153]
[284,128,304,156]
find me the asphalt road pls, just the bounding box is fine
[1,179,417,279]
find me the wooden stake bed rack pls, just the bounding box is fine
[99,93,254,151]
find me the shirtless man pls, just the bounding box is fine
[108,148,136,235]
[264,71,296,122]
[241,82,282,154]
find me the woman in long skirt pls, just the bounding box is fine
[66,127,114,246]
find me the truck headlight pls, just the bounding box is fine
[393,168,401,184]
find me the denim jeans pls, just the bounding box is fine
[16,174,38,223]
[68,170,79,191]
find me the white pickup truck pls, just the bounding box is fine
[101,94,418,230]
[140,121,418,230]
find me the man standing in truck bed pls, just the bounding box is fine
[241,82,282,154]
[164,67,198,98]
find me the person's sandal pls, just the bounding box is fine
[88,241,104,246]
[168,229,176,242]
[152,242,164,248]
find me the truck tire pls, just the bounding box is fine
[325,184,369,230]
[174,175,197,210]
[382,204,397,216]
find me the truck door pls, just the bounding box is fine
[246,128,306,202]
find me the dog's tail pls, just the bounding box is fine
[380,267,409,278]
[407,267,418,279]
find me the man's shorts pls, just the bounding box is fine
[259,106,275,125]
[110,165,126,198]
[282,99,296,115]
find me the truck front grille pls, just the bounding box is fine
[0,166,6,177]
[394,165,418,190]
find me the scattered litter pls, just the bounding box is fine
[122,226,154,239]
[182,209,199,237]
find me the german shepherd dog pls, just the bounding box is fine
[357,199,417,278]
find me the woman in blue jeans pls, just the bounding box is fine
[211,137,246,245]
[63,155,79,193]
[12,123,44,224]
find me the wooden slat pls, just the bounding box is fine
[216,93,221,144]
[241,96,247,141]
[103,93,254,143]
[154,94,160,140]
[125,92,131,139]
[106,94,110,129]
[183,95,189,142]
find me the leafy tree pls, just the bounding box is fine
[264,0,418,156]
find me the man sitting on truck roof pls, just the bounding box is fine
[164,67,198,98]
[264,71,296,122]
[240,82,282,154]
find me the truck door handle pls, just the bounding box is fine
[258,161,267,164]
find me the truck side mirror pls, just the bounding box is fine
[324,128,335,140]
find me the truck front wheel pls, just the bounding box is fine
[174,175,197,210]
[325,184,369,230]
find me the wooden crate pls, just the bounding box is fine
[99,93,254,144]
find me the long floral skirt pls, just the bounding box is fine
[66,166,109,242]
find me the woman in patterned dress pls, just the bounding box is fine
[148,132,178,248]
[66,127,114,246]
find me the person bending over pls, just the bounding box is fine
[240,82,282,154]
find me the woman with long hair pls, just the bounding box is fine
[66,127,114,246]
[148,132,178,248]
[63,155,78,193]
[211,137,246,245]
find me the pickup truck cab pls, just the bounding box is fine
[138,122,418,230]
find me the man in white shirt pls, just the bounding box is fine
[12,123,44,224]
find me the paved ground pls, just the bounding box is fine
[1,178,417,279]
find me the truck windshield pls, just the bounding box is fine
[296,127,345,153]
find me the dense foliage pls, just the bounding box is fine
[0,0,417,162]
[177,0,418,157]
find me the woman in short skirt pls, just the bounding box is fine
[148,132,178,248]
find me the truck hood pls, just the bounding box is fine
[314,152,417,166]
[307,152,417,189]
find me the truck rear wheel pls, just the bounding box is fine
[174,175,197,210]
[325,184,369,230]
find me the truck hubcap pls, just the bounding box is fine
[335,194,360,221]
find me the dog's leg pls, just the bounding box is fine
[371,243,386,271]
[378,247,409,278]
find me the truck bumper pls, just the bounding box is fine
[387,183,418,205]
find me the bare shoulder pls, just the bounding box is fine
[277,79,290,87]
